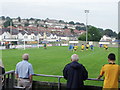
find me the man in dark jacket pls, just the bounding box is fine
[0,66,5,75]
[0,66,5,90]
[63,54,88,90]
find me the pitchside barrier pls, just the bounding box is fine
[2,70,120,90]
[0,41,119,50]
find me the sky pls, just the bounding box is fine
[0,0,119,33]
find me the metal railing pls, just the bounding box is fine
[33,73,104,90]
[2,70,15,89]
[2,71,105,90]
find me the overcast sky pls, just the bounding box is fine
[0,0,119,33]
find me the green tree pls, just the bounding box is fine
[103,29,116,37]
[3,20,13,27]
[29,18,35,20]
[98,28,104,36]
[70,29,74,34]
[24,23,29,27]
[112,32,117,38]
[63,26,68,29]
[6,16,11,21]
[1,16,5,20]
[75,22,80,25]
[59,20,65,23]
[17,17,21,22]
[75,26,86,30]
[69,21,74,25]
[78,33,91,41]
[88,26,102,41]
[40,25,44,27]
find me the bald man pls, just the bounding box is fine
[15,53,34,90]
[63,54,88,90]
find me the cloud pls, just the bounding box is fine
[0,0,118,32]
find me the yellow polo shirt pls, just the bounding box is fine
[74,46,78,49]
[81,45,84,49]
[86,44,89,47]
[100,64,120,89]
[105,45,108,49]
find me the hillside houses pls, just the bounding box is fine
[0,26,85,42]
[0,17,88,43]
[1,17,85,30]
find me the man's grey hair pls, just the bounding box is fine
[22,53,29,60]
[71,54,79,61]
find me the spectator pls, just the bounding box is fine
[0,66,5,90]
[0,60,5,90]
[15,53,34,90]
[0,59,5,75]
[0,66,5,75]
[97,53,120,89]
[63,54,88,90]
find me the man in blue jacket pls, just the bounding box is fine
[63,54,88,90]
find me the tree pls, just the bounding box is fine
[70,29,74,34]
[17,17,21,22]
[88,26,102,41]
[75,26,86,31]
[3,20,13,27]
[29,18,35,20]
[24,23,29,27]
[103,29,116,37]
[75,22,80,25]
[78,34,86,41]
[1,16,5,20]
[69,21,75,25]
[3,16,14,27]
[78,33,91,41]
[59,20,65,23]
[6,16,11,21]
[63,26,68,29]
[113,32,117,38]
[40,25,44,27]
[98,28,104,36]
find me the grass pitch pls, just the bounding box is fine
[1,46,118,86]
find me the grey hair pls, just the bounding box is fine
[71,54,79,61]
[22,53,29,60]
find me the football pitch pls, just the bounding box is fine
[1,46,119,86]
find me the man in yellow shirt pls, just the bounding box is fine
[97,53,120,90]
[105,45,108,50]
[81,44,84,51]
[73,45,78,52]
[86,43,89,50]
